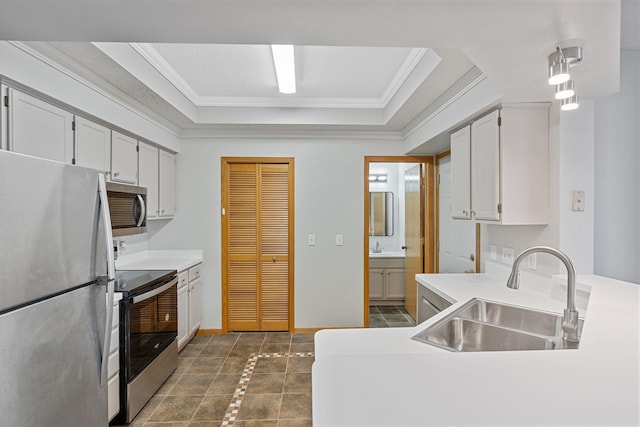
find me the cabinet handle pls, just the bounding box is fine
[114,172,120,177]
[470,210,475,217]
[272,257,276,263]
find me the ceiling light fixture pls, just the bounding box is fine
[561,94,580,111]
[555,80,575,100]
[271,45,296,94]
[548,45,583,111]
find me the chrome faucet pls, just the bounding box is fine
[373,241,382,253]
[506,246,580,343]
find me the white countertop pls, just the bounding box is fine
[115,250,203,272]
[369,251,405,258]
[312,273,640,426]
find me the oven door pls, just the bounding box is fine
[123,277,177,381]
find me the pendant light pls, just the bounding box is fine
[548,47,570,85]
[561,94,579,111]
[555,80,575,100]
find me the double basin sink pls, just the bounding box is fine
[411,298,584,352]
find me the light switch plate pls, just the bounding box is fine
[307,234,316,246]
[490,245,498,261]
[502,246,515,265]
[527,253,537,270]
[335,234,344,246]
[571,190,585,212]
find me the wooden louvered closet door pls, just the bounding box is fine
[224,160,292,332]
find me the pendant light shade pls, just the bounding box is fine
[548,60,570,85]
[561,94,579,111]
[555,80,575,100]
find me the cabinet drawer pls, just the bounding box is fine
[369,257,404,269]
[108,374,120,422]
[109,325,119,354]
[111,304,119,329]
[188,264,202,282]
[178,271,189,289]
[108,349,119,377]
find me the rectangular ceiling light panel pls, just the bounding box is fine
[271,44,296,94]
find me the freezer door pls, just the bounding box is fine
[0,150,107,312]
[0,283,108,427]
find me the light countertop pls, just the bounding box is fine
[369,251,405,258]
[312,272,640,426]
[115,249,203,272]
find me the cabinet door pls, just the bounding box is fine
[8,89,74,164]
[188,278,202,336]
[385,269,406,299]
[369,268,384,300]
[177,283,189,350]
[450,125,471,219]
[75,116,111,173]
[158,150,175,217]
[110,131,138,184]
[471,110,500,221]
[138,142,159,219]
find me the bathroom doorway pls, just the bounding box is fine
[363,156,435,327]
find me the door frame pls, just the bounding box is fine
[435,151,481,273]
[221,157,295,333]
[363,155,435,327]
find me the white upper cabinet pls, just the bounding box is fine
[471,110,501,221]
[158,150,175,218]
[138,142,159,219]
[450,125,471,219]
[450,105,549,225]
[8,89,74,164]
[74,116,111,174]
[110,131,138,184]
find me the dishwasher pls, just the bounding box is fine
[417,285,453,323]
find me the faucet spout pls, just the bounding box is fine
[506,246,579,343]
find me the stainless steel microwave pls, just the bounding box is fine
[106,182,147,237]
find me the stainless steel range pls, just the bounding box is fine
[112,269,178,424]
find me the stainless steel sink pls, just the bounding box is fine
[411,298,584,352]
[414,317,556,352]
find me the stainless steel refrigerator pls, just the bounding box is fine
[0,150,116,426]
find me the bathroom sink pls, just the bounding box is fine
[411,298,583,352]
[412,317,556,352]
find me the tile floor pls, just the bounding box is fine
[369,305,416,328]
[116,332,314,427]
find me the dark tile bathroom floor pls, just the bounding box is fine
[369,305,416,327]
[119,332,314,427]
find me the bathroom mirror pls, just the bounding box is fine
[370,192,394,236]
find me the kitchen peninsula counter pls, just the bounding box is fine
[312,273,640,426]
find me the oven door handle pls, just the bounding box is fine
[132,277,178,304]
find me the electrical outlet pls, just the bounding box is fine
[307,234,316,246]
[336,234,344,246]
[490,245,498,261]
[502,247,515,265]
[528,252,537,270]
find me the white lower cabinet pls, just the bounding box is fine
[107,297,120,422]
[189,278,202,336]
[177,263,203,352]
[369,257,405,304]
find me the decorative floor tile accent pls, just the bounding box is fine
[221,352,314,426]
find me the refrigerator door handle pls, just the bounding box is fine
[98,173,116,388]
[135,194,146,227]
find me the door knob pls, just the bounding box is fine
[272,256,276,263]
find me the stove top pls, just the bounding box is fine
[114,269,177,295]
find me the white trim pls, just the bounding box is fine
[179,127,405,141]
[7,41,180,138]
[402,71,487,139]
[130,44,430,110]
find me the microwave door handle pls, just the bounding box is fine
[135,194,146,227]
[98,173,115,388]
